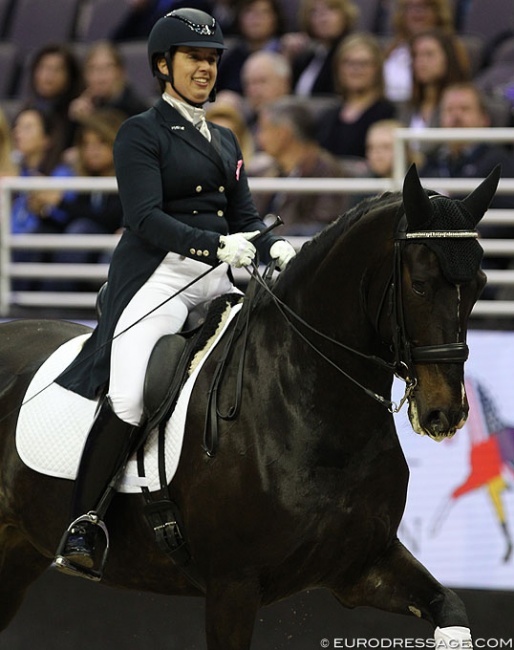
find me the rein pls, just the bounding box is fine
[237,215,479,415]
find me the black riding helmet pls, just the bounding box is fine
[147,8,226,106]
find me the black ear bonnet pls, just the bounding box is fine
[400,164,501,283]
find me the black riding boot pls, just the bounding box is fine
[53,396,143,581]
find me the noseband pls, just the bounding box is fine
[385,212,478,385]
[244,208,480,414]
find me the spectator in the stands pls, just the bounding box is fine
[206,102,255,163]
[421,82,514,208]
[421,81,514,298]
[24,43,83,165]
[10,107,75,236]
[250,97,349,236]
[397,29,469,151]
[282,0,358,97]
[240,50,292,136]
[317,33,396,162]
[349,118,419,206]
[0,107,18,177]
[46,109,126,291]
[383,0,466,103]
[68,41,149,124]
[216,0,286,94]
[9,107,76,290]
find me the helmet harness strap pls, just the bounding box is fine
[156,49,219,108]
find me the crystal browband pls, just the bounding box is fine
[404,231,478,239]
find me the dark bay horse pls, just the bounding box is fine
[0,166,499,648]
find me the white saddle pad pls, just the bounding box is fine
[16,304,242,493]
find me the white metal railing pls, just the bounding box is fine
[1,127,514,318]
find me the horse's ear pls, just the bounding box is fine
[461,164,501,227]
[402,163,432,230]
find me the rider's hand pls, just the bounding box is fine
[217,231,259,267]
[269,240,296,270]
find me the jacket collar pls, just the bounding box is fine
[153,98,225,173]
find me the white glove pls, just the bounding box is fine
[217,231,259,267]
[269,240,296,270]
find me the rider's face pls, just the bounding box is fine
[159,46,218,104]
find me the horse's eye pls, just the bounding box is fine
[412,281,425,296]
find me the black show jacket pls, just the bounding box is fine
[57,98,279,399]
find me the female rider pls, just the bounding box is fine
[53,7,296,580]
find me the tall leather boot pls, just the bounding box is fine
[53,396,144,581]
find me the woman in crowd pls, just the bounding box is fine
[10,107,74,236]
[283,0,358,97]
[383,0,465,102]
[10,107,75,290]
[68,41,149,123]
[24,43,83,163]
[216,0,286,94]
[46,109,126,291]
[317,32,396,161]
[398,28,469,154]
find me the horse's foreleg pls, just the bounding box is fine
[331,539,471,644]
[205,578,260,650]
[0,528,50,632]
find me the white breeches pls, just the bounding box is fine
[109,253,238,425]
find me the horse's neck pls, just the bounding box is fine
[280,217,393,354]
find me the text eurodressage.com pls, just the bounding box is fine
[322,638,513,648]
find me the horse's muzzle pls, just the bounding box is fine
[408,398,468,441]
[423,408,468,441]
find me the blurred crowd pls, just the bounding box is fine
[0,0,514,292]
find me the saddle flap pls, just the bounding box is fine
[143,334,187,420]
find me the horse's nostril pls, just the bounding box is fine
[427,410,450,434]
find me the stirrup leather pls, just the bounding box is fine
[53,512,109,582]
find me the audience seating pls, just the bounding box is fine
[75,0,132,42]
[6,0,81,56]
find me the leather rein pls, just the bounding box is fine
[204,218,479,457]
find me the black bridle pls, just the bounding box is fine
[386,213,477,382]
[244,217,480,415]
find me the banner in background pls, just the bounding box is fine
[396,330,514,590]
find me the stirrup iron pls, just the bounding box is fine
[53,512,110,582]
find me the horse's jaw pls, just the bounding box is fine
[406,398,467,442]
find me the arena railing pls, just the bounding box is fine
[0,127,514,319]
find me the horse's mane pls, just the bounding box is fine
[273,191,402,294]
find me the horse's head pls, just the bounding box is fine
[394,164,500,441]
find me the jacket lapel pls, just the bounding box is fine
[154,98,226,176]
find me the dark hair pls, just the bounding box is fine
[298,0,358,38]
[29,43,83,109]
[410,29,469,109]
[234,0,287,38]
[13,106,62,175]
